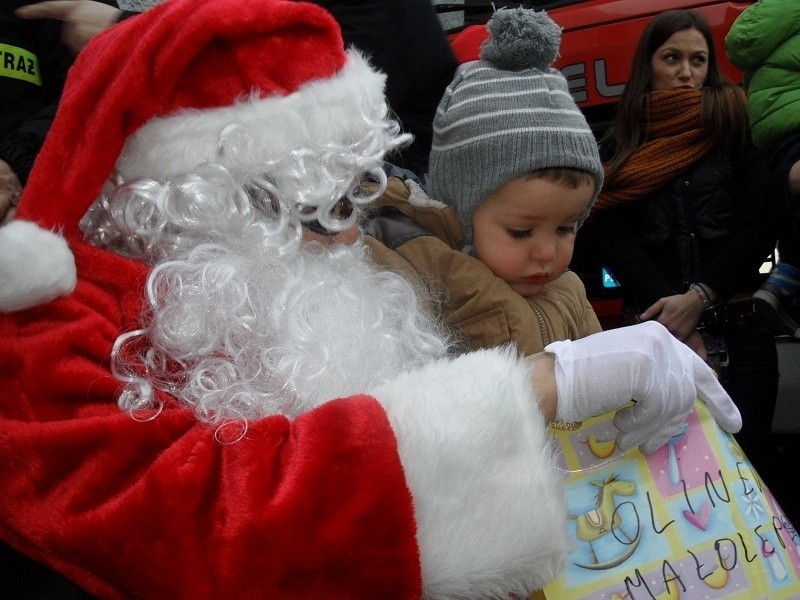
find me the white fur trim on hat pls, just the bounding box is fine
[115,51,388,182]
[0,220,76,312]
[370,346,570,598]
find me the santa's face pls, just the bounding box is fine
[297,196,361,246]
[302,219,360,246]
[302,223,360,246]
[82,157,449,426]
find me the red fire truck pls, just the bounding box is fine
[441,1,753,132]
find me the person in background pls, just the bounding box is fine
[15,1,135,54]
[17,0,456,181]
[117,0,161,8]
[725,0,800,339]
[0,0,741,597]
[311,0,457,179]
[0,1,133,225]
[580,9,780,491]
[0,2,72,224]
[365,7,602,356]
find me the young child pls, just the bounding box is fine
[365,6,604,355]
[725,0,800,338]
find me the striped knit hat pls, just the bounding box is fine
[428,7,603,245]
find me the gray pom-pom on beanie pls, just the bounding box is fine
[480,7,561,70]
[428,7,603,247]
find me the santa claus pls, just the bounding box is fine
[0,0,740,598]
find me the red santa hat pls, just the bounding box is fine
[0,0,389,312]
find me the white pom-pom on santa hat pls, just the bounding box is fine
[0,221,75,312]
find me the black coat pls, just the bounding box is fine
[0,2,131,185]
[310,0,457,177]
[584,143,778,310]
[0,10,72,184]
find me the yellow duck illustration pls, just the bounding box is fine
[586,434,616,459]
[702,555,730,590]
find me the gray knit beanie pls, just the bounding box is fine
[428,7,603,246]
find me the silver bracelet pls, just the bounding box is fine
[689,283,714,312]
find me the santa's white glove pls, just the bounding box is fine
[545,321,742,455]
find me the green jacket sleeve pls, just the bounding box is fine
[726,0,800,71]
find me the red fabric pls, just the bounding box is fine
[449,24,488,64]
[0,245,422,598]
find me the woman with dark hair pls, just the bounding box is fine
[601,10,750,182]
[581,10,781,489]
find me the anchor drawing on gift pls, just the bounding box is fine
[569,474,642,570]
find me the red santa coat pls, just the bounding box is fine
[0,0,569,596]
[0,242,569,598]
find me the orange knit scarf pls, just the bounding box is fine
[593,88,716,212]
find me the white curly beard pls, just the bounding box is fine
[111,229,450,424]
[78,96,441,426]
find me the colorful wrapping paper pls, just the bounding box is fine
[539,401,800,599]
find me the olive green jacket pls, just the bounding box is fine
[726,0,800,152]
[364,177,601,355]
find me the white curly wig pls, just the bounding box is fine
[79,83,451,430]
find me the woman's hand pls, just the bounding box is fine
[640,291,704,342]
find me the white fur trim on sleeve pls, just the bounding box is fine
[0,220,76,312]
[370,347,570,599]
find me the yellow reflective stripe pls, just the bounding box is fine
[0,43,42,86]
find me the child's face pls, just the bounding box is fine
[472,174,593,298]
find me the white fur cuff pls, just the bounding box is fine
[370,347,570,599]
